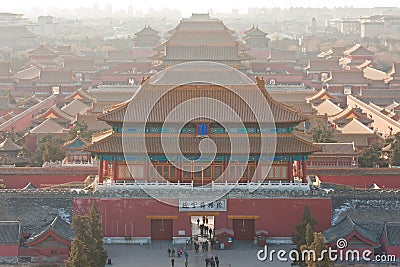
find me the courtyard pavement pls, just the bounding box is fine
[104,242,294,267]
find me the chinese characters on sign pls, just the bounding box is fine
[179,199,227,212]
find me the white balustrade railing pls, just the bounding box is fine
[94,179,310,191]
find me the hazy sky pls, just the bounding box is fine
[1,0,399,14]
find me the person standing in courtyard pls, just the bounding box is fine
[168,248,171,257]
[197,218,200,225]
[171,258,175,267]
[215,255,219,267]
[205,258,210,267]
[210,256,215,267]
[185,259,188,267]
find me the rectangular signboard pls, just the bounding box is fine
[179,199,227,212]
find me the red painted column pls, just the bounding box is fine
[223,161,228,182]
[288,160,293,182]
[144,161,149,182]
[177,161,182,183]
[104,160,109,177]
[301,160,307,183]
[112,161,117,181]
[99,159,104,184]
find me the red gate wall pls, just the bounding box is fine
[73,197,332,239]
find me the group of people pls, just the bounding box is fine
[193,240,212,252]
[197,216,213,238]
[205,255,220,267]
[168,247,189,267]
[199,224,213,238]
[167,247,188,259]
[170,258,188,267]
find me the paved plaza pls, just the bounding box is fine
[105,242,294,267]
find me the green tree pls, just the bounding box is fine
[390,133,400,167]
[65,204,107,267]
[301,232,334,267]
[292,206,317,267]
[68,121,95,141]
[65,216,92,267]
[87,203,107,267]
[32,135,66,166]
[310,119,336,143]
[305,223,314,246]
[358,141,384,167]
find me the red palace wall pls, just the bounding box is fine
[0,245,19,256]
[2,174,88,189]
[73,197,332,238]
[0,167,97,189]
[317,175,400,189]
[380,235,400,258]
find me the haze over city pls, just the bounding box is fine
[1,0,400,17]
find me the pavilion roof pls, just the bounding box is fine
[0,137,22,151]
[61,99,90,117]
[306,89,340,104]
[339,118,374,134]
[312,142,359,156]
[0,221,20,244]
[64,88,95,103]
[76,114,111,132]
[34,105,74,122]
[85,133,320,155]
[329,106,373,125]
[323,215,378,245]
[324,70,369,85]
[62,132,89,148]
[30,118,65,134]
[28,44,56,55]
[305,59,341,72]
[36,70,76,84]
[333,133,378,148]
[63,58,95,72]
[15,66,40,80]
[363,66,386,81]
[382,222,400,246]
[26,216,73,245]
[314,99,343,116]
[244,25,267,36]
[98,63,306,126]
[343,44,374,56]
[135,25,159,36]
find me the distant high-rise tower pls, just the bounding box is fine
[309,17,317,34]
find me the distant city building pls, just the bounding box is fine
[307,17,317,34]
[360,15,400,38]
[328,18,360,36]
[26,16,58,37]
